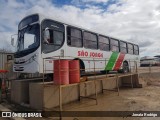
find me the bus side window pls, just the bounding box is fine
[67,27,82,47]
[99,35,110,51]
[120,41,127,54]
[83,31,98,49]
[53,31,63,45]
[134,45,139,55]
[127,43,134,54]
[44,28,51,44]
[110,38,119,52]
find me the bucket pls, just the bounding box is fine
[69,60,80,84]
[54,60,69,85]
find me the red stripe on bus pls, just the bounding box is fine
[113,53,125,70]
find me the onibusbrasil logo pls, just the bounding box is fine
[2,112,42,118]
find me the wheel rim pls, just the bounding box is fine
[123,62,129,73]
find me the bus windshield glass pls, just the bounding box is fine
[18,15,39,29]
[17,24,40,52]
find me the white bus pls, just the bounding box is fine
[140,57,159,67]
[12,13,139,76]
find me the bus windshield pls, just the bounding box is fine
[17,24,40,52]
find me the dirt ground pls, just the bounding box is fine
[52,70,160,120]
[56,75,159,120]
[1,67,160,120]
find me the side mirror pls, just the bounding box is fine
[43,27,50,44]
[11,34,17,47]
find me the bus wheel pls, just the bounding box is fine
[80,61,85,75]
[122,61,129,73]
[74,58,85,75]
[45,74,53,81]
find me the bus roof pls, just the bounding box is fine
[23,13,139,46]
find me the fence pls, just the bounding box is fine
[41,56,143,112]
[42,55,160,84]
[42,56,139,75]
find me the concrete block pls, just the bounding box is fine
[29,76,122,110]
[11,79,43,104]
[121,74,142,88]
[29,82,79,110]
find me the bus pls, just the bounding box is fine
[12,13,139,76]
[140,57,159,67]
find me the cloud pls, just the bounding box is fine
[0,0,160,57]
[0,32,14,51]
[72,0,109,4]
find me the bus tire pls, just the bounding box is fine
[74,58,85,75]
[45,74,53,81]
[122,61,129,73]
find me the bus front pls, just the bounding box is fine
[13,14,40,73]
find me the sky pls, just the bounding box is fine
[1,0,160,57]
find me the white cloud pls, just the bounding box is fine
[79,0,109,3]
[1,0,160,57]
[0,32,14,51]
[71,0,109,5]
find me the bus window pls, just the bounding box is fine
[44,28,50,44]
[99,35,110,51]
[127,43,134,54]
[53,31,63,45]
[84,31,98,49]
[134,45,139,55]
[120,41,127,54]
[44,29,63,45]
[110,38,119,52]
[67,27,82,47]
[42,20,64,53]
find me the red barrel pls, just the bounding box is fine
[54,60,69,85]
[69,60,80,84]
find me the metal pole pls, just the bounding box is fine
[42,58,45,112]
[59,85,62,120]
[43,58,45,85]
[93,58,98,105]
[2,51,4,70]
[135,61,138,73]
[149,62,152,81]
[78,83,81,101]
[59,85,62,111]
[131,74,133,88]
[116,74,119,96]
[149,63,151,74]
[129,60,131,73]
